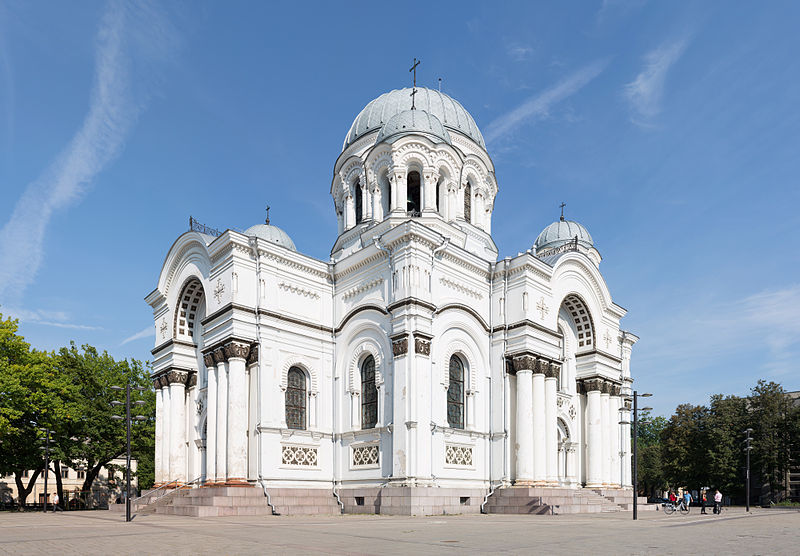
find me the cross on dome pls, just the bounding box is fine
[409,58,420,110]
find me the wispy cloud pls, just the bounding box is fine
[507,44,533,62]
[0,0,177,303]
[121,325,154,345]
[2,307,101,330]
[484,59,608,144]
[596,0,647,25]
[624,38,689,126]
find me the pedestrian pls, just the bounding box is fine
[683,490,693,510]
[52,493,62,512]
[701,490,707,514]
[714,489,722,515]
[669,490,677,504]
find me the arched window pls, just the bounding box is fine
[463,182,472,223]
[285,367,306,430]
[360,355,378,429]
[436,178,441,212]
[407,171,421,216]
[447,355,465,429]
[354,182,363,225]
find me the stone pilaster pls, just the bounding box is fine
[203,353,217,485]
[544,362,559,485]
[532,359,547,485]
[582,377,604,488]
[153,378,164,486]
[224,341,250,486]
[213,347,228,484]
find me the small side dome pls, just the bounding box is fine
[534,218,594,252]
[375,109,452,145]
[245,223,297,251]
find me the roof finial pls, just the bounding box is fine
[409,57,420,110]
[559,202,566,222]
[265,205,271,225]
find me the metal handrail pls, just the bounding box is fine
[131,476,203,505]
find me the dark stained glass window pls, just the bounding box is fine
[407,171,421,216]
[447,355,465,429]
[463,182,472,223]
[355,181,363,224]
[286,367,306,430]
[360,355,378,429]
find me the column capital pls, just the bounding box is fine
[203,353,215,368]
[246,344,259,367]
[223,341,250,362]
[511,352,537,372]
[580,377,605,393]
[546,362,561,379]
[187,372,197,388]
[535,358,549,376]
[166,369,189,386]
[391,334,409,357]
[212,347,226,365]
[414,334,431,356]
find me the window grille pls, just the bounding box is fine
[285,367,307,430]
[447,355,465,429]
[360,355,378,429]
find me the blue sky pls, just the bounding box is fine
[1,0,798,416]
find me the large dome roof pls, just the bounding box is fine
[375,109,452,145]
[244,223,296,251]
[534,218,594,252]
[344,88,485,150]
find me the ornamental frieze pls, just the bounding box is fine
[392,336,408,357]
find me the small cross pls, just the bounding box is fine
[537,297,549,320]
[159,318,168,339]
[265,205,270,225]
[603,330,612,349]
[409,58,420,109]
[213,278,225,302]
[560,202,566,221]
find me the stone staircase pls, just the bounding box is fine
[591,488,658,511]
[137,486,342,517]
[484,487,624,515]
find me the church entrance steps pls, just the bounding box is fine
[339,487,487,516]
[484,487,621,515]
[590,488,658,511]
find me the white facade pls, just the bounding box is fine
[147,87,637,502]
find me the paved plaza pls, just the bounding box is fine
[0,507,797,555]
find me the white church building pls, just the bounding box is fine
[146,87,639,515]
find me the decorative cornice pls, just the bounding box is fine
[335,304,389,333]
[439,276,484,299]
[278,281,320,299]
[342,277,384,300]
[200,302,256,327]
[387,297,437,314]
[260,308,334,334]
[150,338,197,357]
[503,319,561,339]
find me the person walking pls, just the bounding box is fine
[701,490,707,514]
[683,490,693,510]
[52,493,62,512]
[714,489,722,515]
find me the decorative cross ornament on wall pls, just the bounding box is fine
[213,278,225,302]
[603,330,612,349]
[537,297,549,320]
[159,318,168,339]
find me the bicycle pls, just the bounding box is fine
[663,499,690,515]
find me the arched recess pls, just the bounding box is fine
[280,358,318,395]
[439,339,479,393]
[173,278,205,342]
[348,341,385,393]
[559,293,595,352]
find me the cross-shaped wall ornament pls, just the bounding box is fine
[213,278,225,302]
[603,329,612,349]
[537,297,549,320]
[159,318,168,339]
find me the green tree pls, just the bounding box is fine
[704,394,748,497]
[748,380,792,500]
[0,314,77,507]
[635,411,667,496]
[54,343,154,505]
[660,403,707,490]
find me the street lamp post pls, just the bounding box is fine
[111,380,147,523]
[39,428,51,512]
[743,428,753,512]
[620,390,652,520]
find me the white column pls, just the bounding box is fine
[160,377,171,483]
[610,392,621,487]
[422,169,438,213]
[154,381,164,485]
[344,194,355,230]
[566,443,578,486]
[532,368,546,484]
[621,399,632,488]
[601,388,611,486]
[204,354,217,484]
[372,186,383,221]
[585,379,603,487]
[226,343,249,484]
[216,354,229,484]
[544,365,559,485]
[514,359,534,484]
[168,371,188,483]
